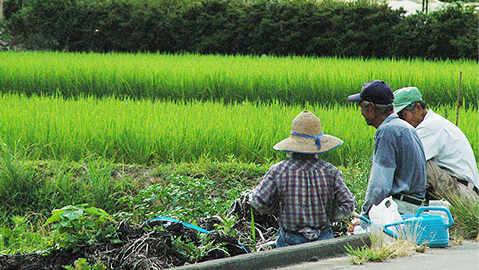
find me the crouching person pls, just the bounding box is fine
[249,111,355,248]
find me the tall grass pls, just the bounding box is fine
[0,141,137,219]
[0,94,476,166]
[0,52,476,107]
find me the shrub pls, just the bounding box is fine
[5,0,477,59]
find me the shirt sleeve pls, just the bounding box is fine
[331,169,356,221]
[361,130,396,216]
[249,165,279,214]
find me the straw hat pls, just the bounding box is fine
[273,111,343,154]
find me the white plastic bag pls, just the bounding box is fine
[369,196,403,226]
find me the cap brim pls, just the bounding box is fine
[347,93,361,102]
[273,134,343,154]
[393,102,411,113]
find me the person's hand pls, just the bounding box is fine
[347,218,360,234]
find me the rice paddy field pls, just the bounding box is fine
[0,51,477,166]
[0,51,477,107]
[0,94,477,166]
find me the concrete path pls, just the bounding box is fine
[169,235,479,270]
[274,240,479,270]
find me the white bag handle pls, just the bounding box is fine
[369,196,403,226]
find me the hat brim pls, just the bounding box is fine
[393,102,411,113]
[273,134,343,154]
[347,93,361,102]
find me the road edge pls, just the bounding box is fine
[171,234,372,270]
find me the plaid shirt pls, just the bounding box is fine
[250,158,355,232]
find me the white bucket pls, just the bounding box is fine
[428,200,451,222]
[428,200,451,234]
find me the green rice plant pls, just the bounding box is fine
[0,52,476,107]
[0,94,476,167]
[0,95,374,164]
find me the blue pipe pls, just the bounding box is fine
[146,216,249,253]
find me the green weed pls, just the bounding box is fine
[0,141,44,214]
[121,175,242,223]
[0,215,48,254]
[448,194,479,239]
[63,258,106,270]
[45,204,120,251]
[80,157,135,213]
[172,234,229,262]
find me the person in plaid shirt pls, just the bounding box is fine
[249,111,355,248]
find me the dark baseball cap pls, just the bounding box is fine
[348,80,394,105]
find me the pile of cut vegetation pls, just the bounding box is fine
[0,219,248,269]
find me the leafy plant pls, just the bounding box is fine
[213,215,238,237]
[122,175,237,223]
[45,204,120,251]
[172,234,229,262]
[63,258,106,270]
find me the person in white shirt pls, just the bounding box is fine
[393,87,479,201]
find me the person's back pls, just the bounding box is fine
[417,110,479,188]
[393,87,479,199]
[249,111,355,248]
[374,115,426,199]
[347,80,427,219]
[264,157,352,232]
[364,113,426,214]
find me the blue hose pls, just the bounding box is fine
[146,216,249,253]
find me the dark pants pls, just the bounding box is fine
[276,227,334,248]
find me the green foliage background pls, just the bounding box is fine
[4,0,478,59]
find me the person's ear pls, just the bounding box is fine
[414,103,422,113]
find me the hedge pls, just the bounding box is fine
[4,0,478,59]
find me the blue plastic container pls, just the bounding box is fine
[383,207,454,247]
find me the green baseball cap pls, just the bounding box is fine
[393,87,423,113]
